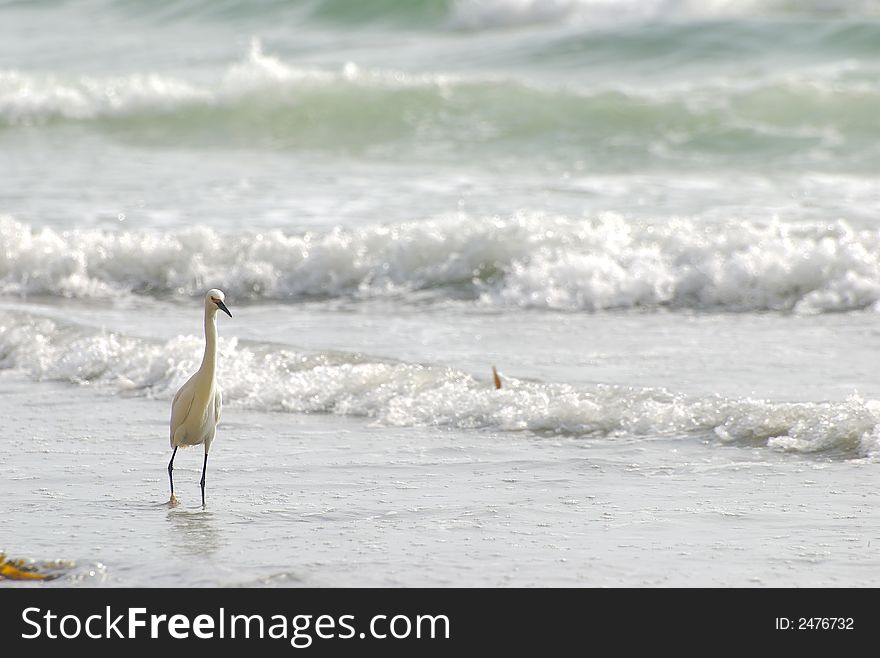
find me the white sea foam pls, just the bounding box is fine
[0,312,876,458]
[0,41,457,127]
[3,214,880,313]
[2,37,877,142]
[0,69,212,124]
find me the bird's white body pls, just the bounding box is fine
[169,368,222,451]
[168,289,231,506]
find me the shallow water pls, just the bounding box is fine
[3,0,880,586]
[4,374,880,587]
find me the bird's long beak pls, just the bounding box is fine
[217,300,232,318]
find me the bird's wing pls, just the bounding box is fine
[214,388,222,426]
[169,382,196,446]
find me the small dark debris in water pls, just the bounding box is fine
[492,365,502,390]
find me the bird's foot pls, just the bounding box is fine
[168,494,179,507]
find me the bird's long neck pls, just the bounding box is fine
[199,308,218,380]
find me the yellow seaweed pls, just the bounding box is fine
[0,553,58,581]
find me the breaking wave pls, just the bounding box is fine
[1,311,878,459]
[3,214,880,313]
[3,39,880,166]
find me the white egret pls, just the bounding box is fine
[167,288,232,507]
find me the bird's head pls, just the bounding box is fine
[205,288,232,317]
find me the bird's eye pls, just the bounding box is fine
[211,298,220,304]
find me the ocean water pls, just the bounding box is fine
[3,0,880,587]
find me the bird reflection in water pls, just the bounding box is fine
[166,508,223,557]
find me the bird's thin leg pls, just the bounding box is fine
[200,451,209,508]
[167,446,178,505]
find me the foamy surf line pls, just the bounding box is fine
[3,39,879,154]
[3,214,880,313]
[0,41,449,126]
[1,311,878,459]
